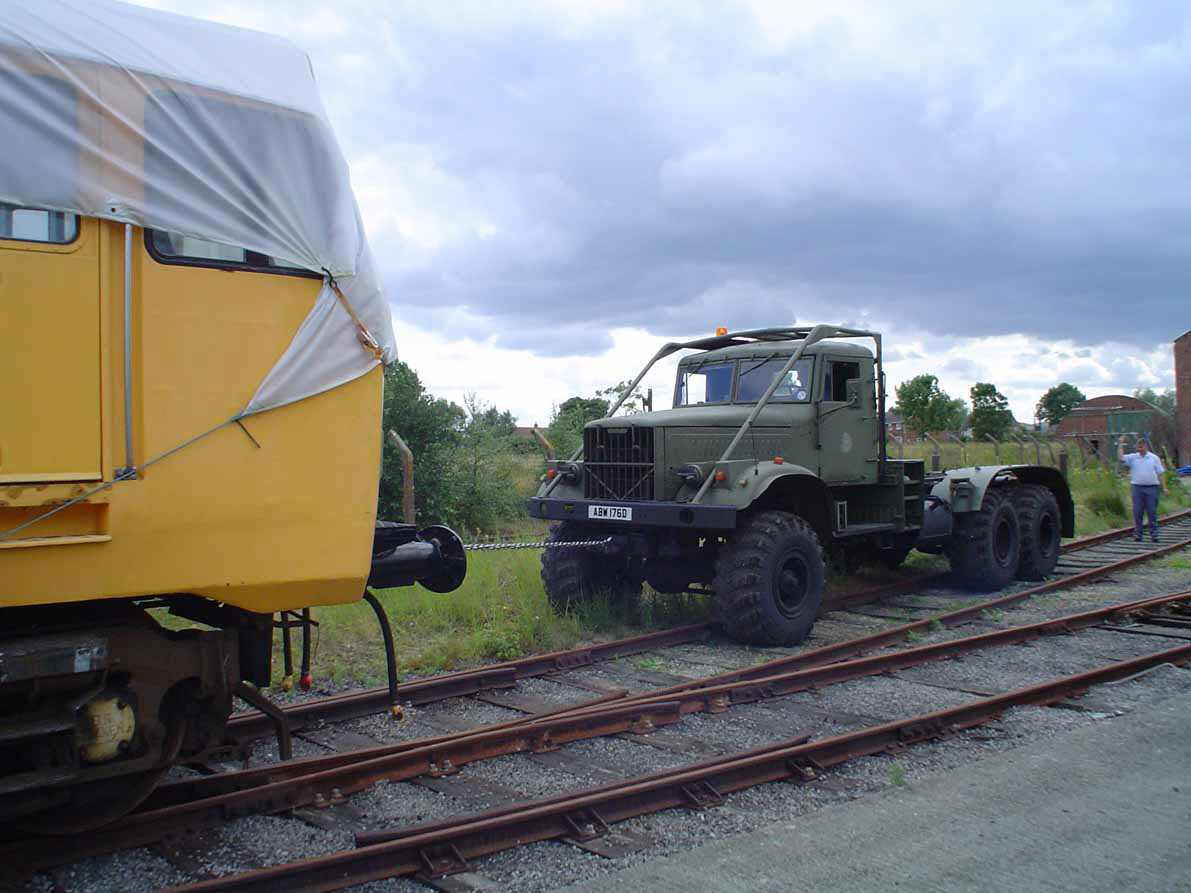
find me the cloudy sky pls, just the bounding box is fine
[143,0,1185,424]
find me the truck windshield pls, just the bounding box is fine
[677,362,734,405]
[737,358,813,403]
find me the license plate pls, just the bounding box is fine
[588,504,632,521]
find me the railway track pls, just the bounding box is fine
[177,641,1191,892]
[226,510,1191,741]
[12,512,1191,889]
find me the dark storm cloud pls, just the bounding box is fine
[313,2,1191,355]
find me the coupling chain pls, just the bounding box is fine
[463,537,613,552]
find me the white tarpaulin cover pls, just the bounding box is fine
[0,0,397,416]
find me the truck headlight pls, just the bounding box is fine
[676,464,704,486]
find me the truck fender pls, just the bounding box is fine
[930,465,1074,538]
[746,465,834,545]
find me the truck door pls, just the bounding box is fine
[817,356,875,484]
[0,207,102,483]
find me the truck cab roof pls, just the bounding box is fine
[678,339,875,365]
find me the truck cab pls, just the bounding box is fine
[530,325,1072,647]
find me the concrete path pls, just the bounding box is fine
[554,696,1191,892]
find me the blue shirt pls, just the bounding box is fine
[1121,451,1164,486]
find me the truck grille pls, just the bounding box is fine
[584,427,654,502]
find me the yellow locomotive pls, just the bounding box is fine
[0,1,463,828]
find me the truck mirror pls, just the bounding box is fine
[846,378,861,407]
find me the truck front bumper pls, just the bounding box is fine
[527,497,737,530]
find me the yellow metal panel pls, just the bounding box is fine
[0,218,101,482]
[2,221,383,614]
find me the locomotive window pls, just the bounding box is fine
[143,88,330,279]
[677,362,734,405]
[0,204,79,244]
[146,228,316,277]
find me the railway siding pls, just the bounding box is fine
[15,519,1191,893]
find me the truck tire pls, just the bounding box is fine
[947,487,1021,591]
[540,522,642,613]
[1014,484,1061,581]
[714,510,825,646]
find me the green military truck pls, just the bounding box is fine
[528,325,1073,646]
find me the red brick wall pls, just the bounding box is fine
[1177,331,1191,464]
[1052,395,1152,438]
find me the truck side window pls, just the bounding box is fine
[825,361,860,402]
[0,203,79,244]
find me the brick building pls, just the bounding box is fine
[1177,330,1191,465]
[1054,393,1175,459]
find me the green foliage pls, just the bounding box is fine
[1036,382,1086,426]
[380,365,525,533]
[1078,465,1129,523]
[1133,387,1176,415]
[970,382,1012,441]
[545,395,608,459]
[597,379,649,414]
[894,374,965,436]
[442,394,526,534]
[889,763,907,787]
[379,362,465,526]
[545,380,652,458]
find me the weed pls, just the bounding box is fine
[981,608,1004,622]
[889,763,907,787]
[905,628,923,643]
[928,618,944,632]
[635,656,665,671]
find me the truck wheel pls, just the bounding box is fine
[947,488,1021,591]
[714,511,825,646]
[540,522,641,613]
[1014,484,1061,581]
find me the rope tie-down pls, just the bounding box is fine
[324,271,385,361]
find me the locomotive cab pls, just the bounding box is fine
[0,2,453,829]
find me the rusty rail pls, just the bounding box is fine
[227,511,1191,742]
[563,529,1191,707]
[225,622,715,743]
[175,642,1191,891]
[15,586,1191,873]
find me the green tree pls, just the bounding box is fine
[596,379,648,414]
[970,382,1012,441]
[379,361,465,526]
[1035,382,1086,427]
[893,374,965,437]
[545,394,610,458]
[1133,387,1176,415]
[939,395,968,433]
[443,394,522,533]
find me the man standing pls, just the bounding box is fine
[1118,436,1168,542]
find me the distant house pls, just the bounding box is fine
[884,410,905,439]
[1053,395,1175,458]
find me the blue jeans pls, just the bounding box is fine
[1131,485,1160,539]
